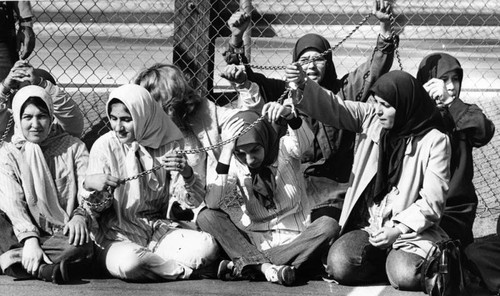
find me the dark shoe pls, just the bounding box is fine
[264,265,296,286]
[217,260,237,281]
[38,262,66,284]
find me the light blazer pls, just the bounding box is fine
[296,80,451,257]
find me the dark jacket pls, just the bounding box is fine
[417,53,495,247]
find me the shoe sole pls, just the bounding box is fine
[278,266,296,286]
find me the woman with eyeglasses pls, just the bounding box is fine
[224,0,398,226]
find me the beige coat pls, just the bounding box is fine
[296,80,451,257]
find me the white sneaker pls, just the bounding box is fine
[264,265,295,286]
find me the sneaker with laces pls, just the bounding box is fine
[264,265,296,286]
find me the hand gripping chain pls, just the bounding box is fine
[83,11,402,210]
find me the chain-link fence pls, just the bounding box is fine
[29,0,500,234]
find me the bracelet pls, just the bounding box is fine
[1,80,11,94]
[70,206,88,219]
[19,17,33,27]
[216,162,230,174]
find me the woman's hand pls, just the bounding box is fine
[161,152,193,178]
[63,215,89,246]
[22,237,52,276]
[373,0,393,37]
[262,102,292,123]
[423,78,454,108]
[285,62,307,90]
[2,60,33,91]
[222,117,245,146]
[84,174,120,192]
[368,226,402,249]
[220,65,249,88]
[228,10,251,42]
[222,117,246,142]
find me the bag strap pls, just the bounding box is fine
[421,243,441,294]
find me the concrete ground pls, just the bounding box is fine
[0,275,492,296]
[3,1,498,295]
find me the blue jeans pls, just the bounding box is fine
[197,208,339,277]
[327,229,424,291]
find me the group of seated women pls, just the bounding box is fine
[0,4,495,293]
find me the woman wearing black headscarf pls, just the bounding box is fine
[198,106,339,286]
[416,53,495,248]
[223,1,398,226]
[289,69,452,291]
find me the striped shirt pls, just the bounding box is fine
[0,133,88,242]
[85,132,204,248]
[206,120,315,251]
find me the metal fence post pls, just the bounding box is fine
[173,0,215,99]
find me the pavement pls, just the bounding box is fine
[0,274,492,296]
[4,1,498,295]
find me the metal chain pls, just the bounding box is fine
[245,13,373,71]
[118,114,267,184]
[85,10,403,208]
[84,113,268,209]
[0,113,13,147]
[390,13,403,71]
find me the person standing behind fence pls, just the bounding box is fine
[135,63,263,220]
[82,84,219,282]
[224,0,397,222]
[0,61,84,143]
[0,1,35,81]
[0,85,93,284]
[288,68,451,291]
[416,52,495,249]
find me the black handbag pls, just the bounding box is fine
[421,239,468,296]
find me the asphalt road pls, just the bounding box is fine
[0,274,492,296]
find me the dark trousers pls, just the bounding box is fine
[327,229,425,291]
[0,211,94,280]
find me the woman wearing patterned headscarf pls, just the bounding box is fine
[83,84,219,282]
[199,106,339,286]
[0,85,92,284]
[290,69,451,291]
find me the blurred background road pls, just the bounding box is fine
[2,1,497,295]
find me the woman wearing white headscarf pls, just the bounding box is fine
[83,84,219,282]
[0,85,92,284]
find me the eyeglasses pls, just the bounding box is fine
[298,56,327,66]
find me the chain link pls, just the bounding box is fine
[0,113,13,147]
[390,13,403,71]
[84,113,268,209]
[118,114,267,184]
[245,13,373,71]
[85,10,402,206]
